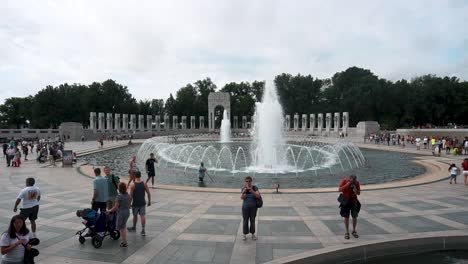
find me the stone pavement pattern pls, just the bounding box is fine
[1,146,468,263]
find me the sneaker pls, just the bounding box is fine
[241,234,246,241]
[127,227,136,232]
[141,230,146,236]
[251,234,257,240]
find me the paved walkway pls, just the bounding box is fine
[1,142,468,264]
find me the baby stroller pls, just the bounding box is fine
[75,208,120,248]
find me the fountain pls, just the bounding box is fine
[135,83,375,188]
[250,82,287,171]
[220,109,231,142]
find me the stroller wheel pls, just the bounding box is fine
[92,235,103,248]
[78,236,86,244]
[110,230,120,240]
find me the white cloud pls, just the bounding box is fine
[0,0,467,104]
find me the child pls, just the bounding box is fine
[449,164,459,184]
[107,182,130,247]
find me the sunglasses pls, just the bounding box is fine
[245,180,252,182]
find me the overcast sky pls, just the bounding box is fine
[1,0,467,104]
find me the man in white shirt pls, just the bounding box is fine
[13,178,41,237]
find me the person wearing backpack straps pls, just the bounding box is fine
[240,176,261,241]
[104,166,119,210]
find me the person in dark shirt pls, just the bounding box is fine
[145,153,158,188]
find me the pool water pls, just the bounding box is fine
[79,144,426,189]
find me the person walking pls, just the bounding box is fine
[127,171,151,236]
[240,176,261,241]
[448,164,459,184]
[145,153,158,188]
[127,156,137,188]
[13,178,41,238]
[6,146,15,167]
[91,168,108,213]
[462,158,468,186]
[104,166,119,210]
[198,162,207,182]
[107,182,130,248]
[338,175,361,240]
[0,215,32,264]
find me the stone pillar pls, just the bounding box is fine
[155,115,161,130]
[317,113,323,132]
[114,114,121,130]
[106,113,113,130]
[122,114,128,130]
[199,116,205,129]
[209,111,214,130]
[302,114,307,132]
[334,112,340,132]
[250,116,255,129]
[233,116,238,129]
[181,116,187,129]
[98,112,105,130]
[242,116,247,129]
[89,112,96,130]
[293,114,299,131]
[309,114,315,131]
[164,115,170,130]
[173,116,178,129]
[146,115,152,130]
[285,115,290,130]
[137,115,143,130]
[325,113,332,132]
[130,114,136,130]
[342,112,349,128]
[190,116,195,129]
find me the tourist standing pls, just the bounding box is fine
[0,215,32,264]
[462,158,468,186]
[91,168,108,213]
[448,164,459,184]
[127,171,151,236]
[338,175,361,239]
[13,178,41,237]
[145,153,158,188]
[107,182,130,248]
[198,162,207,182]
[415,137,421,150]
[240,176,260,241]
[104,166,119,210]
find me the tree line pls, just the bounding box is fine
[0,67,467,130]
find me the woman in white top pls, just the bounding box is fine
[0,215,32,264]
[449,164,459,184]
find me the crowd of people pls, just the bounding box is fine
[366,134,468,156]
[2,138,66,168]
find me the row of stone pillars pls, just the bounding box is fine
[285,112,349,132]
[89,112,209,131]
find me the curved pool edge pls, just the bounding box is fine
[77,158,447,193]
[263,232,468,264]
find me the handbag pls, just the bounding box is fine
[254,186,263,208]
[337,193,349,206]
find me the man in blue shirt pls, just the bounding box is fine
[91,168,108,213]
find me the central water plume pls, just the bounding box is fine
[220,109,231,142]
[251,82,287,170]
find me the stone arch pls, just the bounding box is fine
[208,92,230,131]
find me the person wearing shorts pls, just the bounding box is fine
[339,175,361,240]
[449,164,459,184]
[145,153,158,188]
[127,171,151,236]
[462,158,468,185]
[13,177,41,237]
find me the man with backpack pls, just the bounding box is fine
[104,166,120,209]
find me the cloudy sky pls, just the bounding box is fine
[1,0,467,104]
